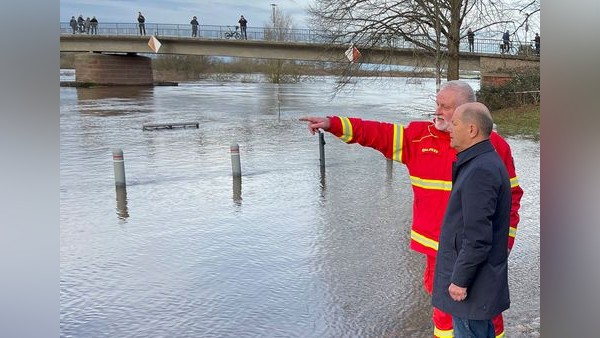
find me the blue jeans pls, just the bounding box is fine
[452,316,495,337]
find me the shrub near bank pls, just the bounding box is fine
[477,67,540,111]
[476,68,540,139]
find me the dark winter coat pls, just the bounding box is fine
[432,139,511,320]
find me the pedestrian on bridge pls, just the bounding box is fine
[84,17,91,34]
[501,30,510,54]
[467,28,475,52]
[190,16,199,37]
[533,33,540,56]
[238,15,248,40]
[90,16,98,35]
[77,15,85,33]
[69,16,77,34]
[138,11,146,36]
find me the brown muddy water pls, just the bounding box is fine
[60,72,539,337]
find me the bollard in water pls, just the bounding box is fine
[112,148,126,187]
[318,131,326,168]
[230,143,242,177]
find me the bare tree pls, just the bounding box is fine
[308,0,540,82]
[264,7,303,83]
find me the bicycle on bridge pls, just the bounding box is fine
[224,26,242,40]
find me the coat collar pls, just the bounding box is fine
[455,139,494,167]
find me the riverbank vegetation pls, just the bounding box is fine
[60,52,442,83]
[477,67,540,110]
[491,104,539,140]
[476,67,540,140]
[60,53,539,139]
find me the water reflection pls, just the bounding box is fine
[115,186,129,221]
[77,86,155,117]
[76,86,152,101]
[232,176,242,207]
[319,166,327,195]
[386,158,394,182]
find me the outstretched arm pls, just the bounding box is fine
[299,116,331,135]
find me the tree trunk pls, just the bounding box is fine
[446,0,462,81]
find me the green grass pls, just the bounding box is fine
[492,104,540,140]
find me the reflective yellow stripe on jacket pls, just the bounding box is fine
[411,230,439,251]
[434,326,453,337]
[433,327,504,338]
[509,176,520,240]
[510,176,519,189]
[392,124,403,162]
[340,117,353,143]
[410,176,453,191]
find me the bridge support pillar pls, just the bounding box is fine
[74,53,153,86]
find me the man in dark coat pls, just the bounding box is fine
[190,16,199,37]
[432,102,512,337]
[69,16,77,34]
[137,12,146,36]
[502,30,510,53]
[238,15,248,40]
[467,28,475,52]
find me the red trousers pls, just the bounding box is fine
[424,255,505,338]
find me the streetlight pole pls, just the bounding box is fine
[434,0,441,92]
[271,3,277,27]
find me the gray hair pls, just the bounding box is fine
[440,80,476,106]
[460,102,493,137]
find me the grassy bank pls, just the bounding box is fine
[491,104,540,140]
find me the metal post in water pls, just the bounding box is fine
[318,131,326,168]
[230,143,242,177]
[113,148,126,187]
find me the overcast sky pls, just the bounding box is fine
[60,0,312,28]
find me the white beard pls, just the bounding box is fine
[434,117,449,131]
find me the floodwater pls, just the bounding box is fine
[60,72,540,337]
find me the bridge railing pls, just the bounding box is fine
[60,22,323,42]
[60,22,539,57]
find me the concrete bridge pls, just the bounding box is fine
[60,22,539,86]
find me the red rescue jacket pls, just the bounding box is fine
[328,117,523,257]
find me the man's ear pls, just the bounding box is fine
[469,123,479,138]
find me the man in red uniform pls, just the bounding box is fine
[300,80,523,338]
